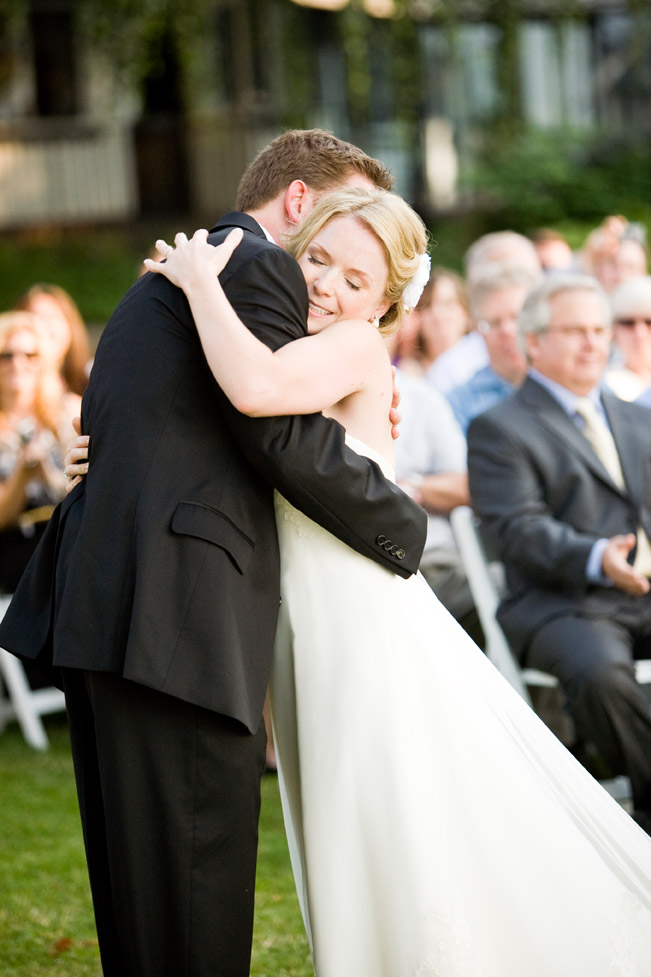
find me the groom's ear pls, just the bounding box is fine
[284,180,313,226]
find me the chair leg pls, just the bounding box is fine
[0,649,56,750]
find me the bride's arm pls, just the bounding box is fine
[145,229,385,418]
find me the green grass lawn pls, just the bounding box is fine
[0,716,312,977]
[0,221,194,335]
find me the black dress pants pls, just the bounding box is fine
[62,668,267,977]
[525,595,651,815]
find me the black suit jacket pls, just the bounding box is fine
[0,213,426,731]
[467,375,651,658]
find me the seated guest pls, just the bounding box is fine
[391,367,482,645]
[14,283,92,396]
[397,267,473,377]
[446,265,540,433]
[464,230,541,285]
[467,272,651,832]
[579,216,648,293]
[605,276,651,401]
[529,228,575,273]
[615,233,649,284]
[0,311,75,594]
[428,233,541,397]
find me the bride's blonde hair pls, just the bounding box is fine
[284,188,428,333]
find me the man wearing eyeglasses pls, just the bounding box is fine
[446,265,541,433]
[467,272,651,833]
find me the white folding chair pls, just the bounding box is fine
[450,506,651,803]
[0,596,66,750]
[449,506,553,704]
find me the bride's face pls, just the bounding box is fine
[298,216,391,334]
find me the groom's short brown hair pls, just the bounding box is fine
[235,129,394,211]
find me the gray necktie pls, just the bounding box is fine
[575,397,624,489]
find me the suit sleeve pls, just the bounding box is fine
[213,240,427,578]
[467,411,596,592]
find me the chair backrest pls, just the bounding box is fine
[450,506,533,702]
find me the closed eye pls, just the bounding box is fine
[345,279,361,292]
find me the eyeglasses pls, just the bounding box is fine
[477,316,518,334]
[0,350,40,363]
[543,325,612,340]
[615,317,651,329]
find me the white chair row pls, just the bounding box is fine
[0,595,66,750]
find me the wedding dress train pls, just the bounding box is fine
[270,435,651,977]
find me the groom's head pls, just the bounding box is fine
[236,129,394,242]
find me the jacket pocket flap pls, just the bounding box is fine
[171,501,254,574]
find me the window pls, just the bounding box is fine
[29,3,78,116]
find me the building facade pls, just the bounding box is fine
[0,0,648,229]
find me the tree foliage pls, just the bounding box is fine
[464,127,651,231]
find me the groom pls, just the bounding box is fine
[0,129,427,977]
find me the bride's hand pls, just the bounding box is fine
[144,227,243,289]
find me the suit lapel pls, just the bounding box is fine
[603,391,645,505]
[518,377,629,497]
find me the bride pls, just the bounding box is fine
[75,188,651,975]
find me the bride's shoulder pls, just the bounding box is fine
[321,318,389,370]
[329,317,387,347]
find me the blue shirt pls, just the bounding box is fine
[636,386,651,410]
[446,365,517,435]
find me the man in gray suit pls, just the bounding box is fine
[467,273,651,831]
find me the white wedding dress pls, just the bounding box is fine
[270,435,651,977]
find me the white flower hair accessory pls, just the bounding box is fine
[402,252,431,313]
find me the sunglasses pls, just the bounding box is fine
[615,317,651,328]
[0,350,40,363]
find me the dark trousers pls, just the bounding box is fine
[62,668,267,977]
[525,596,651,815]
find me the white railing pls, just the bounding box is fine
[0,124,138,228]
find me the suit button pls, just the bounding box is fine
[383,540,393,551]
[390,544,399,555]
[396,549,405,560]
[376,535,387,546]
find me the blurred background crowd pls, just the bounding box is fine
[391,216,651,639]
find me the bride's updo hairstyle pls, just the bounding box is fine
[284,188,429,333]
